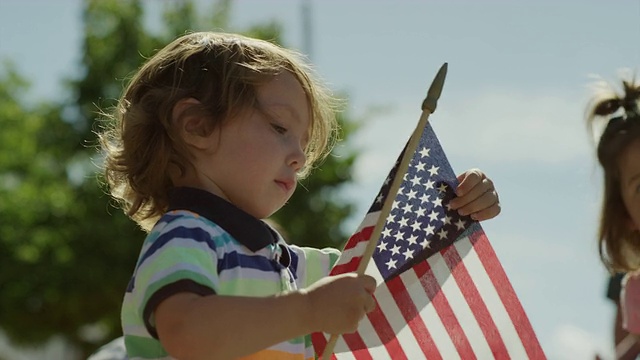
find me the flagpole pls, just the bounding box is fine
[321,63,448,360]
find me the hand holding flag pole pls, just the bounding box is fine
[321,63,448,360]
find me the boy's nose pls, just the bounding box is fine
[288,144,306,172]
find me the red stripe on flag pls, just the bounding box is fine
[341,333,373,360]
[342,225,375,251]
[330,226,376,275]
[366,295,409,360]
[330,256,362,275]
[311,332,328,358]
[414,260,477,360]
[386,273,442,359]
[441,242,511,359]
[470,231,546,359]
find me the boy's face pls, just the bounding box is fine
[195,71,310,219]
[619,138,640,232]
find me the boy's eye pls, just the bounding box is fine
[271,123,287,134]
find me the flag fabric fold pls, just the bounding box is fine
[311,122,545,360]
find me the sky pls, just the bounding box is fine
[1,1,639,359]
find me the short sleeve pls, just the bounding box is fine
[608,272,625,302]
[130,213,222,338]
[289,246,341,288]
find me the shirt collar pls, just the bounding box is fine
[167,186,277,252]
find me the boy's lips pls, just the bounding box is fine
[275,179,294,192]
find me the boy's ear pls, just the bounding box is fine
[172,98,213,150]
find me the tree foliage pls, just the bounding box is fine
[0,0,358,356]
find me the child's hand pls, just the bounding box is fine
[448,168,501,221]
[304,273,376,334]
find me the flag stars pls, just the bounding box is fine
[376,193,384,203]
[390,244,401,256]
[428,165,439,176]
[402,203,413,213]
[410,220,422,232]
[419,147,431,158]
[437,183,448,193]
[428,210,439,222]
[424,223,435,235]
[392,200,401,209]
[433,197,443,208]
[410,175,421,187]
[407,189,418,200]
[394,231,405,242]
[416,207,426,218]
[403,248,414,260]
[421,238,431,248]
[398,217,409,228]
[381,227,392,238]
[437,228,448,240]
[386,258,397,270]
[420,193,431,204]
[377,241,388,252]
[386,213,396,224]
[455,219,466,230]
[407,234,418,246]
[443,215,452,226]
[425,179,435,190]
[416,161,426,172]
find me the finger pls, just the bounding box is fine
[360,275,377,294]
[450,177,494,210]
[364,296,376,313]
[467,201,501,221]
[455,169,484,197]
[456,190,498,218]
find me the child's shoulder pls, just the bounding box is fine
[144,209,233,247]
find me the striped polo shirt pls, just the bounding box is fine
[121,186,340,360]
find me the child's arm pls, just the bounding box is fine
[155,272,376,360]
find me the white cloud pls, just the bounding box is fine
[350,88,593,185]
[436,89,592,164]
[549,324,611,360]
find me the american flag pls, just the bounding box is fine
[311,122,545,359]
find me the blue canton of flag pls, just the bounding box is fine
[372,123,474,280]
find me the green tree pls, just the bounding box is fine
[0,0,359,357]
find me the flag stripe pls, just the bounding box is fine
[366,294,409,359]
[311,332,328,358]
[442,238,511,358]
[332,225,375,274]
[469,231,546,359]
[393,268,443,359]
[385,275,434,358]
[453,237,529,359]
[342,224,375,252]
[373,270,425,358]
[432,245,495,358]
[422,254,478,359]
[341,332,373,360]
[413,261,461,358]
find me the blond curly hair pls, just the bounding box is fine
[98,32,340,232]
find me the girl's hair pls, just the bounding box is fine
[99,32,340,232]
[586,75,640,271]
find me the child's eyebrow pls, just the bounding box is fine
[264,103,301,121]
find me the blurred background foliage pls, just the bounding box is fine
[0,0,360,357]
